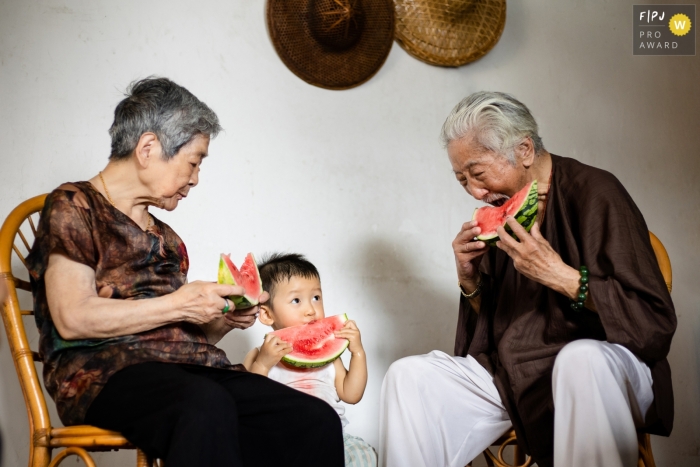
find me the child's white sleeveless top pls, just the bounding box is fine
[268,360,349,428]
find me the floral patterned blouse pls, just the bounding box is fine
[26,182,242,426]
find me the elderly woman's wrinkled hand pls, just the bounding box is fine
[223,291,270,330]
[174,280,246,325]
[496,219,580,297]
[452,220,489,291]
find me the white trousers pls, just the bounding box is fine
[379,340,653,467]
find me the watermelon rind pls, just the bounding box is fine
[231,295,255,310]
[505,184,538,237]
[217,254,263,310]
[283,340,349,369]
[473,180,538,247]
[274,314,350,369]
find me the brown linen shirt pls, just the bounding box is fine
[26,182,242,426]
[454,155,676,467]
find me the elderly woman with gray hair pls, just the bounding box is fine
[26,77,344,466]
[379,92,675,467]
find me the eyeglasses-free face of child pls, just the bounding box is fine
[258,276,325,330]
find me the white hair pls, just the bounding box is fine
[440,91,544,163]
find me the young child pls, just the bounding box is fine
[243,253,377,467]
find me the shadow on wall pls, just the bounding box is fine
[352,238,510,467]
[355,237,458,367]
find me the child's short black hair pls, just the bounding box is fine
[258,253,320,302]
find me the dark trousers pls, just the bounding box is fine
[85,362,344,467]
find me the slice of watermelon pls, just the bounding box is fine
[217,253,263,310]
[472,180,538,246]
[269,314,350,368]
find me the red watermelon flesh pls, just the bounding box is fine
[472,180,538,246]
[269,314,349,368]
[218,253,263,309]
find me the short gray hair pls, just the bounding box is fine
[440,92,544,163]
[109,77,222,160]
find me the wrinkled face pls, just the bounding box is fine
[148,134,209,211]
[265,276,325,330]
[447,134,528,206]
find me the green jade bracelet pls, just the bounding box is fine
[570,265,589,311]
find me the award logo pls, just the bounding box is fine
[633,5,695,55]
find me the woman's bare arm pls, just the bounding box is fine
[45,252,243,340]
[453,221,489,314]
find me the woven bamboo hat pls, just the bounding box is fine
[266,0,395,90]
[394,0,506,67]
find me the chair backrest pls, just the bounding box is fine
[0,194,51,462]
[649,232,672,293]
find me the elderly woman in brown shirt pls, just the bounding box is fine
[27,77,343,467]
[379,92,675,467]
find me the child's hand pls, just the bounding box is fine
[334,320,364,354]
[255,334,293,372]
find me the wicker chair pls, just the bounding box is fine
[470,231,671,467]
[0,194,157,467]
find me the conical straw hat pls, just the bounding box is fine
[394,0,506,67]
[267,0,395,90]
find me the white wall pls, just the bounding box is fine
[0,1,698,465]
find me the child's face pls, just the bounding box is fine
[260,275,325,330]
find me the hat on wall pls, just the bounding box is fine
[266,0,395,90]
[393,0,506,67]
